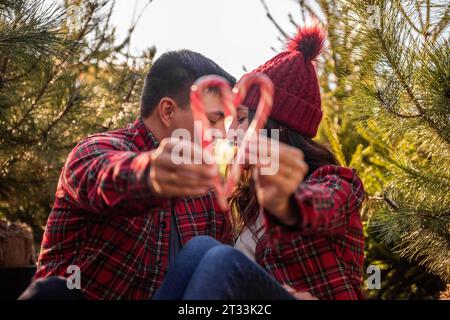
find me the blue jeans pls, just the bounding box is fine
[153,236,294,300]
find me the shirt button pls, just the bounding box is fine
[160,221,167,229]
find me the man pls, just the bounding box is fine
[32,50,236,299]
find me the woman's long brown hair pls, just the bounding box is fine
[229,109,339,237]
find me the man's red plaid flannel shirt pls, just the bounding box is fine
[35,117,232,299]
[36,117,365,300]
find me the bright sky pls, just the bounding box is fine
[111,0,304,78]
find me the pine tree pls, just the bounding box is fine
[0,0,155,241]
[344,0,449,284]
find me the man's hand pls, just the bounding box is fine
[148,137,218,197]
[250,136,308,225]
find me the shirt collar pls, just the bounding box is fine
[133,116,160,149]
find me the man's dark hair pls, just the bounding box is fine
[140,50,236,118]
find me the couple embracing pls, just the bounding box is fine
[22,24,365,300]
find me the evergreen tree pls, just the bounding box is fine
[0,0,155,241]
[344,0,449,284]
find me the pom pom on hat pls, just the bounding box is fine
[287,23,326,61]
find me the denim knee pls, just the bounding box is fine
[184,235,222,251]
[201,245,249,269]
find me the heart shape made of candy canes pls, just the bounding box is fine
[190,73,274,210]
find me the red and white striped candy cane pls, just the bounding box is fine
[190,73,274,210]
[224,73,274,196]
[190,75,236,210]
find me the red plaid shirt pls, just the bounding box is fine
[256,165,365,300]
[35,117,232,299]
[36,117,365,300]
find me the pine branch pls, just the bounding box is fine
[425,0,431,32]
[373,27,449,144]
[370,199,450,281]
[10,2,96,131]
[398,1,423,34]
[78,1,115,64]
[375,87,423,118]
[297,0,306,23]
[260,0,288,38]
[41,90,79,139]
[103,76,139,130]
[430,5,449,42]
[324,115,347,166]
[288,13,299,29]
[0,63,37,83]
[0,0,67,58]
[415,0,426,33]
[375,30,424,113]
[304,1,326,24]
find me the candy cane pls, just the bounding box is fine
[224,73,274,196]
[190,73,274,210]
[190,75,236,210]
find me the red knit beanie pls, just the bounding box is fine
[243,24,325,138]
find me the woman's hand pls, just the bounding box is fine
[282,284,318,300]
[249,136,308,225]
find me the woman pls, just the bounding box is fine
[154,23,365,300]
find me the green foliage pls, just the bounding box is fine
[342,0,450,282]
[323,114,347,167]
[0,0,155,241]
[0,0,68,61]
[363,226,446,299]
